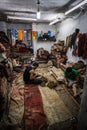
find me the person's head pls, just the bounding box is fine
[66,67,72,73]
[61,52,66,57]
[75,28,80,34]
[57,52,62,58]
[32,62,39,69]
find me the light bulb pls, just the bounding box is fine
[37,11,40,19]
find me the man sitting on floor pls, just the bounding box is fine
[64,67,79,97]
[23,62,43,84]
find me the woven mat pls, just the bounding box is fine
[39,86,73,125]
[55,85,80,117]
[8,73,24,124]
[35,66,80,129]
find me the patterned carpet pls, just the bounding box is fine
[0,66,80,130]
[24,84,48,130]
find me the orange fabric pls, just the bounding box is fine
[32,31,36,37]
[18,30,23,40]
[32,31,37,40]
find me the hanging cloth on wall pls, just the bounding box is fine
[32,31,37,40]
[18,30,23,41]
[83,33,87,59]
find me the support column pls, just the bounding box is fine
[78,66,87,130]
[32,23,37,57]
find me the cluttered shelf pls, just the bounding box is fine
[37,36,56,42]
[37,31,56,42]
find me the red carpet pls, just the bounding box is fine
[24,84,48,130]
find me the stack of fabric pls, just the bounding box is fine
[37,48,49,61]
[0,31,12,122]
[72,60,86,89]
[51,40,67,67]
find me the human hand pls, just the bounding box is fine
[36,73,42,77]
[68,83,73,87]
[65,81,68,86]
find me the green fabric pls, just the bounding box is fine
[64,69,78,80]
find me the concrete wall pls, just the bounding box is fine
[0,22,7,33]
[7,22,32,30]
[32,23,56,55]
[56,12,87,41]
[56,12,87,64]
[0,22,32,33]
[78,66,87,130]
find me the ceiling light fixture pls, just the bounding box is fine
[49,18,61,25]
[37,11,40,19]
[7,16,37,21]
[37,0,41,19]
[65,0,87,15]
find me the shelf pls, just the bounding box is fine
[37,37,56,42]
[37,40,55,42]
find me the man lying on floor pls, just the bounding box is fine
[23,61,43,84]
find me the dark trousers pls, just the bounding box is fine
[25,78,43,85]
